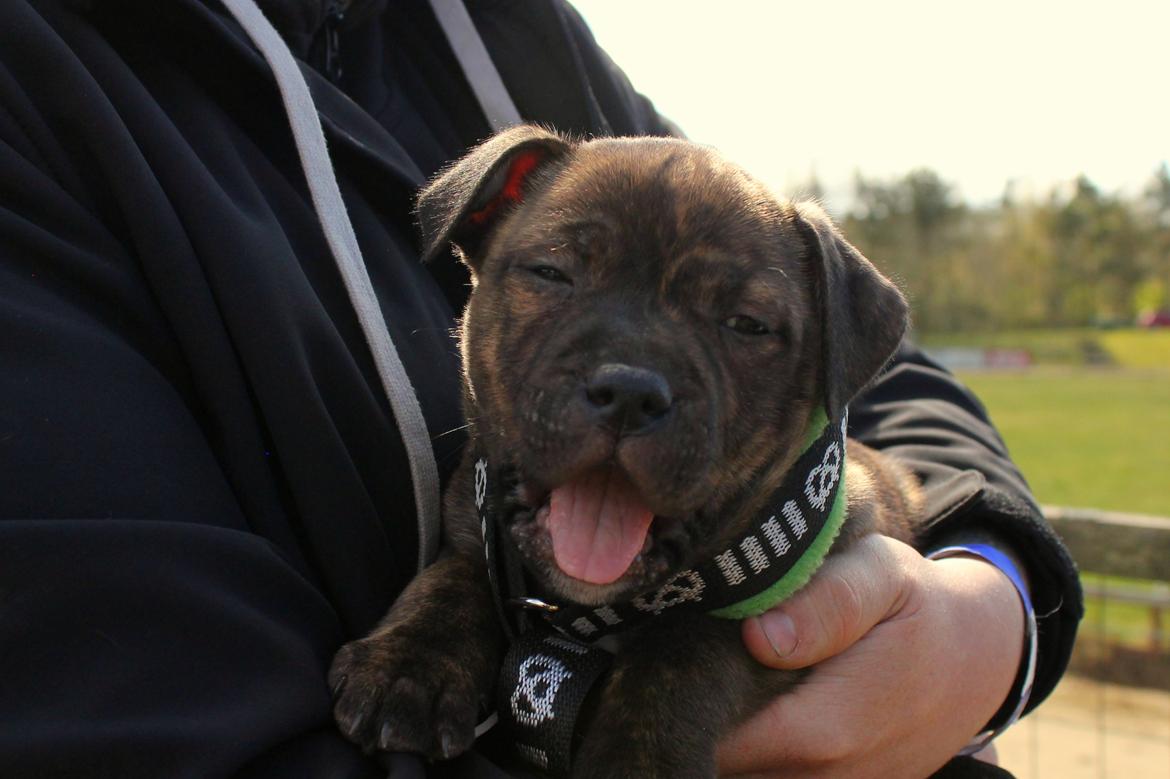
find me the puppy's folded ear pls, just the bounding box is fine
[417,125,571,268]
[793,202,909,421]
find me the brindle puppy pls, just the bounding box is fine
[329,125,922,778]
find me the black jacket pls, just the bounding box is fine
[0,1,1080,777]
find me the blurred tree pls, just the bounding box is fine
[1133,278,1166,314]
[846,169,963,331]
[1048,177,1143,323]
[1144,163,1170,227]
[1138,164,1170,315]
[842,166,1166,333]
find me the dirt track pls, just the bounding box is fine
[995,674,1170,778]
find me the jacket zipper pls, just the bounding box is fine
[323,0,346,84]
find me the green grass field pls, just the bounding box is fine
[956,368,1170,516]
[919,326,1169,516]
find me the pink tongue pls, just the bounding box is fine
[546,470,655,585]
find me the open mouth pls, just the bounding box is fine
[527,467,659,586]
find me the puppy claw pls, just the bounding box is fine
[439,730,456,760]
[332,686,381,743]
[330,673,348,699]
[378,721,396,752]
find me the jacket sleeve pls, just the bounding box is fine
[0,6,377,776]
[848,342,1083,716]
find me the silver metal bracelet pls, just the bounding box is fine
[927,543,1039,755]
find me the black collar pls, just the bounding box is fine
[476,409,849,644]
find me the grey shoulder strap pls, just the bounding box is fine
[427,0,523,131]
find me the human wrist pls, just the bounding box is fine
[927,544,1037,754]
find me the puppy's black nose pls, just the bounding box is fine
[585,363,672,435]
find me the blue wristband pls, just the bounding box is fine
[926,543,1038,755]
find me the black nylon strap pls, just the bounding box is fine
[476,458,533,639]
[497,632,612,774]
[477,409,848,775]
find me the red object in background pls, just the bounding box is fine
[984,348,1033,369]
[1137,310,1170,328]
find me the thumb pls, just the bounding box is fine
[741,534,917,669]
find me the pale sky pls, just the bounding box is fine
[570,0,1170,212]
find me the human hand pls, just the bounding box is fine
[717,534,1025,778]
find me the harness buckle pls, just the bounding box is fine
[507,596,560,613]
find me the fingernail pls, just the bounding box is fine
[759,611,797,658]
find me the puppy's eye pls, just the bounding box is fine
[723,315,770,336]
[528,265,572,285]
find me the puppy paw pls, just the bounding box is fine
[329,636,479,760]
